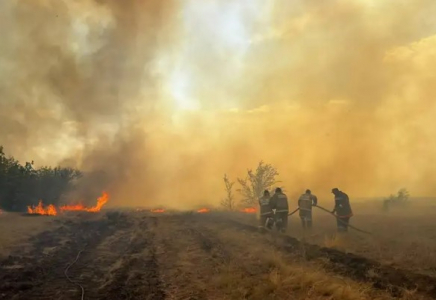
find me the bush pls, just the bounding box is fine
[383,188,410,212]
[0,146,82,212]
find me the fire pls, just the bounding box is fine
[59,203,85,211]
[241,207,257,214]
[151,209,165,213]
[27,201,57,216]
[197,208,210,213]
[84,192,109,212]
[60,192,109,213]
[27,192,109,216]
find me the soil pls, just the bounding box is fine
[0,212,435,299]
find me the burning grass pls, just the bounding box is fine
[27,192,109,216]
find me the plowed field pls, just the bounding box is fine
[0,211,435,300]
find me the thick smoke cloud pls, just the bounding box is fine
[1,0,436,208]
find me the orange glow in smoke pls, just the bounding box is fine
[241,207,257,214]
[151,209,165,213]
[197,208,210,213]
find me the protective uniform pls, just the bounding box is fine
[331,188,353,232]
[270,188,289,232]
[258,191,273,228]
[298,190,317,229]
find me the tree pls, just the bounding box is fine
[0,146,82,211]
[237,161,279,206]
[220,174,236,210]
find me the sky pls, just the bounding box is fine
[1,0,436,208]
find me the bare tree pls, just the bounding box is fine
[220,174,236,210]
[237,161,279,206]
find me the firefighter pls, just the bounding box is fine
[258,190,273,229]
[270,187,289,232]
[331,188,353,232]
[298,189,317,229]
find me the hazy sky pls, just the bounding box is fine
[1,0,436,207]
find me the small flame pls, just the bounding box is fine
[27,201,57,216]
[241,207,257,214]
[197,208,210,213]
[151,209,165,213]
[59,203,85,212]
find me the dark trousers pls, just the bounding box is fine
[275,212,288,232]
[336,217,350,232]
[299,210,312,229]
[260,213,273,228]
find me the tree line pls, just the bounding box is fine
[0,146,82,212]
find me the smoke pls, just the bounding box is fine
[1,0,436,208]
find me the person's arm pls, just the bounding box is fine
[332,198,337,213]
[312,195,318,206]
[298,196,302,207]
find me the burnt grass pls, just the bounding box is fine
[0,212,130,300]
[225,218,436,298]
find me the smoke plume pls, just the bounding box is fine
[1,0,436,208]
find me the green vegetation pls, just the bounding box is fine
[0,146,81,212]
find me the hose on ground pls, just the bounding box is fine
[64,244,87,300]
[314,205,372,235]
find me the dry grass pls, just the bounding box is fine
[202,222,427,300]
[1,207,435,299]
[237,200,436,276]
[0,212,57,256]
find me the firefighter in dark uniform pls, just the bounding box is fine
[270,187,289,232]
[331,188,353,232]
[298,189,317,229]
[258,190,273,229]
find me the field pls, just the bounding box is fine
[0,202,436,300]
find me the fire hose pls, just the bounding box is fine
[64,244,87,300]
[314,205,372,235]
[288,207,299,216]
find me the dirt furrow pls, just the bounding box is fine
[153,215,212,300]
[88,216,165,300]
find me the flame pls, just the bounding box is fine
[85,192,109,212]
[27,192,109,216]
[197,208,210,213]
[151,209,165,213]
[27,201,58,216]
[60,192,109,213]
[59,203,85,211]
[241,207,257,214]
